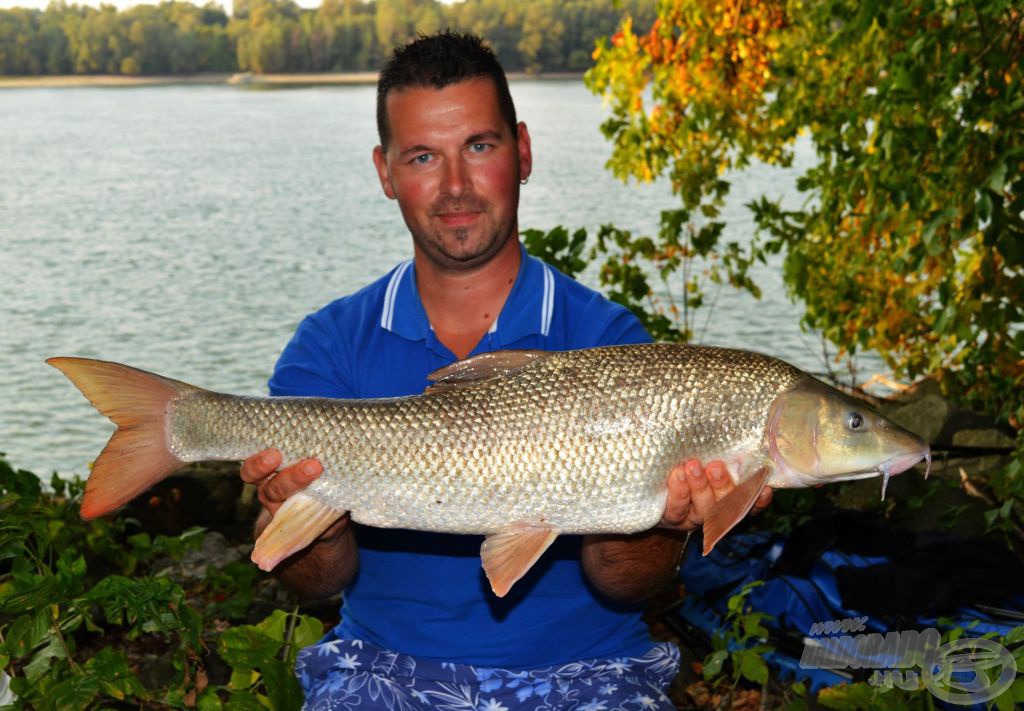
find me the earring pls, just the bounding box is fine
[520,176,529,185]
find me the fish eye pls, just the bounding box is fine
[846,412,865,431]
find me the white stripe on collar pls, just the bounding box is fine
[380,260,413,331]
[540,263,554,336]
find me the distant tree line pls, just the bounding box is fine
[0,0,655,76]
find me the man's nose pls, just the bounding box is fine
[441,157,470,197]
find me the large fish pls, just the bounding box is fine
[49,344,929,596]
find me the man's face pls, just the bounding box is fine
[372,77,532,272]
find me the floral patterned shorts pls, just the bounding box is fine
[296,638,680,711]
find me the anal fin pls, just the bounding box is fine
[480,524,559,597]
[702,465,772,555]
[252,492,345,571]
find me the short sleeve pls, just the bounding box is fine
[268,312,355,398]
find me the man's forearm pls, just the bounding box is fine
[581,530,689,602]
[255,511,358,600]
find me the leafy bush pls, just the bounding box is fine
[582,0,1024,539]
[0,456,323,710]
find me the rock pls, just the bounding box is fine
[952,429,1017,449]
[175,532,245,580]
[136,650,178,690]
[950,428,1017,478]
[886,394,949,444]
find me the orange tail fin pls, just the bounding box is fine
[46,357,200,519]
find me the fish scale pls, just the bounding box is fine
[165,344,800,534]
[49,343,929,596]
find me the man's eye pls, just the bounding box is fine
[469,143,490,153]
[412,154,432,165]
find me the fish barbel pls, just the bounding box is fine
[48,344,930,596]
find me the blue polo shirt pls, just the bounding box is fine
[269,242,654,669]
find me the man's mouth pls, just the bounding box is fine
[437,211,481,227]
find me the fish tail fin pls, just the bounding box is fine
[46,357,200,519]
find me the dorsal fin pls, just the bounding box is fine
[425,350,551,393]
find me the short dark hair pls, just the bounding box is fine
[376,31,518,150]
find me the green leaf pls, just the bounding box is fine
[218,627,282,669]
[995,686,1017,711]
[987,161,1008,193]
[229,666,258,691]
[87,575,187,637]
[742,612,771,640]
[735,648,769,684]
[23,636,66,683]
[255,609,289,642]
[4,609,51,658]
[54,553,86,596]
[84,647,147,703]
[198,688,225,711]
[0,576,59,615]
[702,650,727,681]
[262,658,303,711]
[289,615,324,657]
[1002,626,1024,646]
[225,689,268,710]
[45,671,100,711]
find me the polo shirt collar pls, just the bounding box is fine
[379,241,556,347]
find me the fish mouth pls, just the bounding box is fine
[880,448,931,477]
[876,446,931,500]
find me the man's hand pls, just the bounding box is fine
[583,459,774,602]
[660,459,773,531]
[241,448,351,542]
[240,448,347,541]
[240,448,356,599]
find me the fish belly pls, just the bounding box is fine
[169,391,677,535]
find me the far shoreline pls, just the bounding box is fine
[0,70,585,90]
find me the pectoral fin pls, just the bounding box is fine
[702,466,772,555]
[480,524,559,597]
[251,492,345,571]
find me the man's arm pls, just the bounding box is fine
[241,449,358,600]
[581,459,772,601]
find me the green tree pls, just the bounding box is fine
[592,0,1024,410]
[589,0,1024,520]
[374,0,420,60]
[517,1,565,74]
[0,0,656,77]
[231,0,301,72]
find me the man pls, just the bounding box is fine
[240,32,771,709]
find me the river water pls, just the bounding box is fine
[0,80,880,476]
